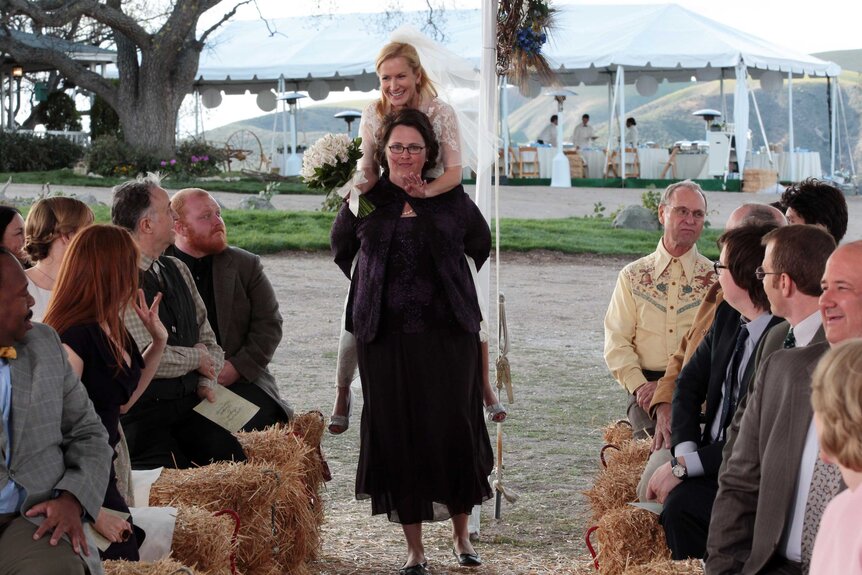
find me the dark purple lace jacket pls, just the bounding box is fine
[331,178,491,343]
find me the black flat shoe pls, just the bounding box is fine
[453,547,482,567]
[399,561,430,575]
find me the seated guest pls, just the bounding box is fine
[809,339,862,575]
[44,224,167,560]
[0,247,112,575]
[779,178,847,243]
[637,203,786,502]
[23,197,94,321]
[167,188,292,429]
[0,206,26,263]
[111,173,246,469]
[706,242,862,574]
[604,180,714,439]
[646,224,782,559]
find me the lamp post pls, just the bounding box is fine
[334,110,363,137]
[278,90,306,176]
[545,89,577,188]
[10,65,23,130]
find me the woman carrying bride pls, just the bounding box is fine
[331,109,494,574]
[329,36,504,435]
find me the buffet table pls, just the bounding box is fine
[532,147,668,179]
[746,151,822,182]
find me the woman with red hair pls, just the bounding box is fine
[44,224,166,560]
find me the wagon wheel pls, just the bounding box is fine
[224,129,266,172]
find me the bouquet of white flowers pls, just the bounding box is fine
[301,133,374,217]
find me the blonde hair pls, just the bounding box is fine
[811,338,862,471]
[23,197,94,263]
[374,42,438,117]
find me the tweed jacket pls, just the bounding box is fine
[210,246,292,419]
[3,323,112,574]
[706,342,831,574]
[331,179,491,343]
[718,322,827,479]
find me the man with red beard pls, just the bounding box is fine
[167,188,292,430]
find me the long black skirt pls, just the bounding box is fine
[355,328,494,524]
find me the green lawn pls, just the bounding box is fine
[85,206,721,258]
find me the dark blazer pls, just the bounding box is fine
[4,323,112,575]
[211,246,292,419]
[706,342,831,574]
[671,302,782,477]
[331,179,491,343]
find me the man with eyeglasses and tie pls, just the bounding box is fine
[111,174,246,470]
[604,180,715,439]
[726,224,836,436]
[707,240,862,575]
[645,224,784,559]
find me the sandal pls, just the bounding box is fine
[484,402,507,423]
[328,387,353,435]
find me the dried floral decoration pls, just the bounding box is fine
[497,0,558,95]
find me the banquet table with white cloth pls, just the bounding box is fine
[531,147,669,179]
[746,151,822,182]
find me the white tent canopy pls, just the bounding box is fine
[195,4,842,175]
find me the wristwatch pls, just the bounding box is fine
[671,456,688,480]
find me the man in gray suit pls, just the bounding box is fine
[0,248,112,574]
[706,241,862,574]
[168,188,292,429]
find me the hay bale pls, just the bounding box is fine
[595,507,670,575]
[603,439,650,472]
[150,461,318,575]
[584,439,651,520]
[742,168,778,192]
[171,505,235,575]
[236,418,326,527]
[103,558,199,575]
[602,421,634,445]
[622,557,704,574]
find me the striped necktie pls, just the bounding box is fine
[0,348,15,360]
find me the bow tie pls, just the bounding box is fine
[0,347,16,360]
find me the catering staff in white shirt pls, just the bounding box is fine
[537,114,558,147]
[625,117,639,148]
[572,114,597,149]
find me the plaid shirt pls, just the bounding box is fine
[125,254,224,389]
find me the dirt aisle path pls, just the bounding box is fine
[265,250,628,574]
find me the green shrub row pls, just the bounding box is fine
[87,136,226,179]
[0,131,84,172]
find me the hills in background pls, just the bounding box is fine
[201,50,862,176]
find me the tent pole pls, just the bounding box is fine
[829,77,836,177]
[618,67,626,184]
[788,72,795,182]
[749,79,771,164]
[501,76,510,180]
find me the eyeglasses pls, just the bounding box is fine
[388,144,425,155]
[755,266,781,281]
[713,261,728,276]
[667,205,706,220]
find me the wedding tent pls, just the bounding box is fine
[194,3,842,174]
